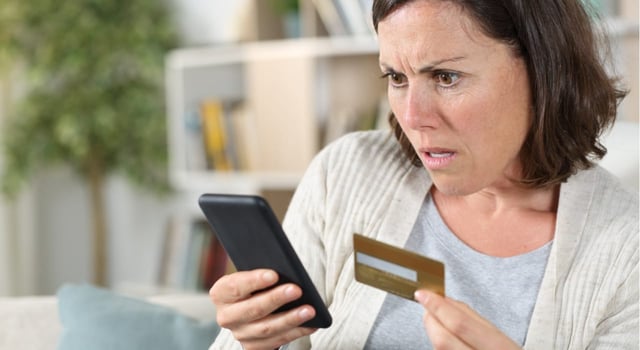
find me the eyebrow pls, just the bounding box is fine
[380,56,467,74]
[418,56,466,73]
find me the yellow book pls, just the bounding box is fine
[200,100,232,171]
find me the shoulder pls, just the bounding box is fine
[559,166,638,278]
[317,129,405,164]
[307,130,414,186]
[288,129,428,234]
[565,166,638,223]
[531,168,637,348]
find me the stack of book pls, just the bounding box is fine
[183,99,255,172]
[158,218,233,292]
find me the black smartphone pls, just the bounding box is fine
[197,193,332,328]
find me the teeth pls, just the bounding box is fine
[429,152,453,158]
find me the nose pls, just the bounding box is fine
[399,86,438,130]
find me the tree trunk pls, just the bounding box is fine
[87,157,107,286]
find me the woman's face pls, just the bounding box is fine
[378,0,532,196]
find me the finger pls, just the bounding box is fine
[423,310,473,350]
[416,290,519,349]
[415,290,485,343]
[241,325,317,350]
[210,269,279,304]
[217,283,303,328]
[235,304,317,342]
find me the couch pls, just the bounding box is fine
[0,284,218,350]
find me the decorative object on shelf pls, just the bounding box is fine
[0,0,178,286]
[270,0,301,38]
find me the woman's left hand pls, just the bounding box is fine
[415,290,522,350]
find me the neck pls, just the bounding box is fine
[433,182,559,215]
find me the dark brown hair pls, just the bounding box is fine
[373,0,627,188]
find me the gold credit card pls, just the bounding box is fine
[353,233,445,300]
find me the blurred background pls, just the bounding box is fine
[0,0,637,297]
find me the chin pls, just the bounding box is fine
[430,175,479,197]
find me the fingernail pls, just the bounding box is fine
[298,307,312,320]
[284,285,297,298]
[262,271,277,283]
[414,290,428,303]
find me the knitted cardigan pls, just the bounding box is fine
[211,130,639,349]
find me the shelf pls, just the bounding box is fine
[170,170,303,194]
[165,36,386,193]
[166,37,379,68]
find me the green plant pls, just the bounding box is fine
[0,0,178,285]
[270,0,300,15]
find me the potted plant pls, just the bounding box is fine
[0,0,177,285]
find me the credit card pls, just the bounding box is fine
[353,233,445,300]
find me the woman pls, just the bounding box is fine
[209,0,638,349]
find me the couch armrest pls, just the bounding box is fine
[0,296,61,350]
[148,293,215,322]
[0,292,214,350]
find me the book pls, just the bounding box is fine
[176,219,231,291]
[200,99,233,171]
[227,102,256,171]
[183,111,208,171]
[157,215,192,289]
[198,221,229,290]
[156,216,176,287]
[181,220,207,290]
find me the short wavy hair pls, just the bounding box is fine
[373,0,627,188]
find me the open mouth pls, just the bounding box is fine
[421,149,457,170]
[428,151,454,158]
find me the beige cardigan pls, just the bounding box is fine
[211,130,639,349]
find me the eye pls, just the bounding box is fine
[381,71,407,88]
[434,71,460,87]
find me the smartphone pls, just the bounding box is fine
[198,193,332,328]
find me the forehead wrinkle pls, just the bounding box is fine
[378,1,476,75]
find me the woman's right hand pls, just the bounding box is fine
[210,269,318,350]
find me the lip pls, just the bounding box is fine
[420,148,457,170]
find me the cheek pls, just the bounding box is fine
[388,90,411,131]
[465,106,531,171]
[387,89,403,119]
[457,78,530,149]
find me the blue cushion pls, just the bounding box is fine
[57,284,219,350]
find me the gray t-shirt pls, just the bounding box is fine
[365,195,552,349]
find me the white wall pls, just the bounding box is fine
[31,168,183,295]
[0,69,38,297]
[0,76,11,296]
[169,0,250,46]
[32,168,94,294]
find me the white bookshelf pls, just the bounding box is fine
[165,36,386,196]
